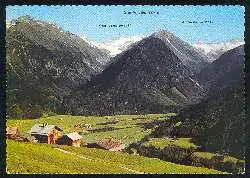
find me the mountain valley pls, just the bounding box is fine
[6,16,245,174]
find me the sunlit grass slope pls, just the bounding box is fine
[7,140,226,174]
[7,114,175,145]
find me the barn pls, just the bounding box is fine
[28,123,62,144]
[96,138,126,151]
[57,132,84,147]
[6,127,20,139]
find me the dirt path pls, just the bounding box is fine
[53,147,145,174]
[54,147,92,160]
[119,166,145,174]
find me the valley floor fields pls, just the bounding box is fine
[7,114,176,145]
[6,114,242,174]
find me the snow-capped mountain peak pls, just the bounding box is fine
[193,40,244,61]
[81,36,144,57]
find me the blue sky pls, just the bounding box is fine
[6,5,245,43]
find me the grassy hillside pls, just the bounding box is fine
[7,113,243,174]
[174,84,245,159]
[7,140,225,174]
[142,137,197,149]
[7,113,176,145]
[136,137,244,173]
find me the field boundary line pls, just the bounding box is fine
[53,147,145,174]
[54,147,92,160]
[119,166,145,174]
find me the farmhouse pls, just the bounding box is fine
[28,123,62,144]
[58,132,83,147]
[6,127,20,139]
[96,138,126,151]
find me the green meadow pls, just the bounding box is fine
[7,113,243,174]
[7,113,175,145]
[7,140,225,174]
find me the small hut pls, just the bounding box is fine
[6,127,20,139]
[28,123,62,144]
[96,138,125,151]
[57,132,83,147]
[66,132,83,147]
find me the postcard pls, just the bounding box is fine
[5,5,245,174]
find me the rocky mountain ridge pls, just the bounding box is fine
[62,30,210,115]
[6,16,110,118]
[161,45,245,159]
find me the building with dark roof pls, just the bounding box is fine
[57,132,84,147]
[28,123,63,144]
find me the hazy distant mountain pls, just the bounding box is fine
[6,16,110,118]
[62,30,209,115]
[193,40,244,61]
[82,36,144,57]
[84,36,245,61]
